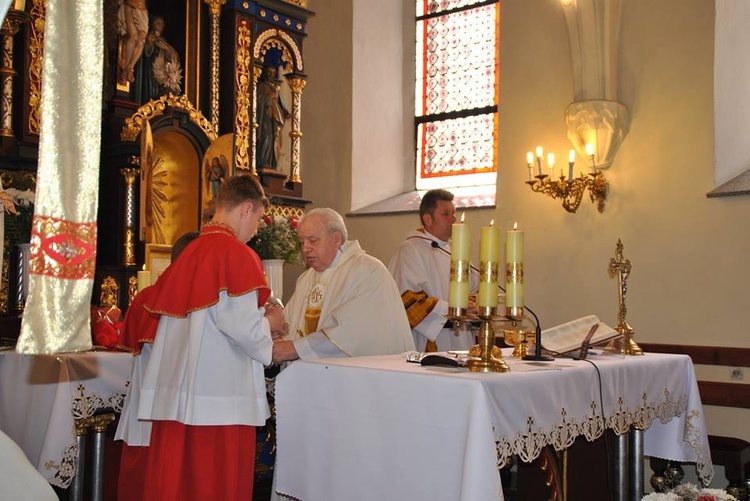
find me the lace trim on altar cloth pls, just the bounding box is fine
[493,388,714,486]
[46,384,127,488]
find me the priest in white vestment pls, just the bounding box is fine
[388,189,479,352]
[272,208,415,362]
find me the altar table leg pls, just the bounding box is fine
[92,428,106,501]
[615,431,630,501]
[70,433,86,501]
[630,427,645,501]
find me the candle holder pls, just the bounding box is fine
[526,171,609,213]
[462,306,510,373]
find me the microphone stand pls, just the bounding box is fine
[517,304,554,362]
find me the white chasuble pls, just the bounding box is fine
[17,0,103,353]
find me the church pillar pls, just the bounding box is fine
[286,74,306,184]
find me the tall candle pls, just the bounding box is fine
[478,221,500,308]
[547,152,555,178]
[449,213,470,309]
[535,146,543,176]
[505,223,524,310]
[137,268,150,292]
[568,149,575,182]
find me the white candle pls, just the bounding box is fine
[478,221,500,308]
[568,149,575,182]
[449,213,470,309]
[535,146,543,176]
[137,269,150,292]
[547,152,555,177]
[505,223,524,310]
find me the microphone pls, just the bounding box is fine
[429,240,552,361]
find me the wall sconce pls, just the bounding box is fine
[525,145,609,213]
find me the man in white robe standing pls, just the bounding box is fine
[388,189,479,352]
[272,208,415,362]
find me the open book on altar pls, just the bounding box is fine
[537,315,623,355]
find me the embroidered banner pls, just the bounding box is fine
[17,0,103,354]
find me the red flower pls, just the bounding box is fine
[263,215,273,226]
[697,496,717,501]
[289,216,298,230]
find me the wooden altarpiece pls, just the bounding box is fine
[94,0,313,313]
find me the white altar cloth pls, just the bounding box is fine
[0,350,132,488]
[275,351,712,501]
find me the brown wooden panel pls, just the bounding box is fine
[639,343,750,367]
[697,381,750,409]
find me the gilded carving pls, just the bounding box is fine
[208,7,221,131]
[203,0,226,15]
[27,0,44,136]
[120,93,217,142]
[100,277,118,308]
[254,29,302,72]
[282,0,307,7]
[234,20,251,173]
[287,77,306,183]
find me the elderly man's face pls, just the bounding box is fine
[297,216,343,272]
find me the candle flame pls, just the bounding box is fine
[513,221,518,230]
[460,212,465,223]
[568,149,576,163]
[490,219,494,226]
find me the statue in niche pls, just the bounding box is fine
[117,0,149,85]
[256,65,290,171]
[204,154,228,201]
[140,15,183,101]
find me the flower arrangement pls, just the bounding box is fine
[249,214,302,264]
[642,483,737,501]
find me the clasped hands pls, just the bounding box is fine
[264,301,299,364]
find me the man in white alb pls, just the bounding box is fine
[272,208,415,363]
[388,189,479,352]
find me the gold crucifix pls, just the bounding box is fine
[605,239,643,355]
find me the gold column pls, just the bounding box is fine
[251,65,262,175]
[0,8,31,137]
[287,76,306,184]
[233,18,252,174]
[204,0,226,133]
[121,166,140,266]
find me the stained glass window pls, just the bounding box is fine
[415,0,499,190]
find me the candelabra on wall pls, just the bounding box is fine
[525,144,609,213]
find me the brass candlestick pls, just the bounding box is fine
[464,306,510,373]
[604,239,643,355]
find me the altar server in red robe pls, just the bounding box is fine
[115,175,285,501]
[115,230,198,499]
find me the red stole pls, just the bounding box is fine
[144,224,270,317]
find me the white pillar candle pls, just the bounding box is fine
[449,214,470,309]
[478,221,500,308]
[505,223,524,310]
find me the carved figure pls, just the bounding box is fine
[256,66,290,170]
[117,0,149,85]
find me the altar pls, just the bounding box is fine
[0,350,132,489]
[275,350,712,501]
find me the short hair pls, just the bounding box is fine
[171,231,199,261]
[419,189,454,224]
[300,208,348,242]
[215,175,268,211]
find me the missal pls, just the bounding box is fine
[536,315,622,356]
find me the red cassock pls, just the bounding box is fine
[118,224,270,501]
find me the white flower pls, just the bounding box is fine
[642,493,681,501]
